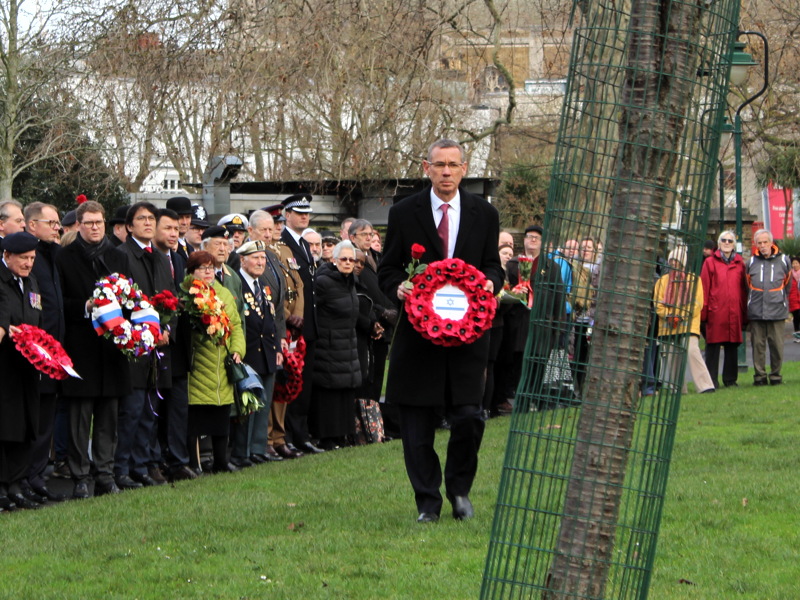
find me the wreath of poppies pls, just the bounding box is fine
[405,258,496,347]
[273,333,306,404]
[91,273,161,358]
[12,324,77,380]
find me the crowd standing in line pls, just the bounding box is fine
[0,153,793,517]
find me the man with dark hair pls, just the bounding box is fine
[378,139,503,523]
[114,202,175,489]
[56,201,132,498]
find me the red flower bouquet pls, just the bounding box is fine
[12,324,79,380]
[151,289,179,326]
[405,258,496,347]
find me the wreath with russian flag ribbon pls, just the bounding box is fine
[12,324,79,380]
[404,258,496,347]
[91,273,161,358]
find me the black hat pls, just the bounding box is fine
[166,196,193,215]
[218,213,249,232]
[62,210,77,227]
[281,194,313,213]
[2,231,39,253]
[190,204,210,228]
[262,203,286,223]
[201,225,230,240]
[524,225,543,236]
[109,205,129,226]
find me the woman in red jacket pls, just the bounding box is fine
[700,231,748,387]
[788,257,800,341]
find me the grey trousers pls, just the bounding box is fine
[750,320,785,382]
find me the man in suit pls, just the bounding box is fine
[108,206,129,247]
[378,139,503,523]
[279,194,324,455]
[166,196,195,261]
[0,199,26,239]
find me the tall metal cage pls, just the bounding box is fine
[481,0,742,598]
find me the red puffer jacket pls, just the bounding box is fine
[700,250,748,344]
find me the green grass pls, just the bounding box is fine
[2,365,799,599]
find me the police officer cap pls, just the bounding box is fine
[166,196,193,215]
[191,204,210,228]
[2,231,39,254]
[281,194,313,213]
[61,210,77,227]
[201,225,230,240]
[109,205,129,226]
[262,204,286,222]
[236,240,268,256]
[218,213,249,232]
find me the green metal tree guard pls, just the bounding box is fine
[481,0,742,598]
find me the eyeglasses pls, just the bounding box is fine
[525,234,542,241]
[353,231,374,238]
[33,219,62,229]
[337,257,357,263]
[134,215,156,222]
[81,220,105,229]
[428,161,463,170]
[195,265,215,272]
[719,238,735,243]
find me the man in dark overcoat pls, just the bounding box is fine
[0,232,44,510]
[378,139,503,523]
[56,201,132,499]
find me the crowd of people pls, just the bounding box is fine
[0,146,795,517]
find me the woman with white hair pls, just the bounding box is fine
[700,231,748,387]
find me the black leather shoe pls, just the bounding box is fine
[297,441,325,454]
[9,492,42,510]
[20,486,47,504]
[0,495,17,511]
[249,454,267,464]
[95,480,121,496]
[274,444,303,459]
[451,495,474,520]
[417,512,439,523]
[31,484,68,503]
[230,456,253,468]
[212,462,240,473]
[116,474,144,490]
[130,472,158,487]
[260,450,283,462]
[72,481,91,499]
[168,465,199,481]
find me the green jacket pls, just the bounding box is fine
[188,283,246,406]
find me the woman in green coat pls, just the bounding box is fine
[183,251,246,473]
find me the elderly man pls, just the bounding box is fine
[378,139,503,523]
[747,229,791,386]
[0,232,44,510]
[302,228,322,263]
[0,200,26,239]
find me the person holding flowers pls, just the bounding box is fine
[378,138,503,523]
[182,250,246,474]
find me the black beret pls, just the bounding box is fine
[109,205,129,226]
[2,231,39,253]
[201,225,230,240]
[62,210,77,227]
[166,196,193,215]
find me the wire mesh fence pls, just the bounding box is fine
[481,0,741,598]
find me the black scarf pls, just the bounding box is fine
[75,234,114,278]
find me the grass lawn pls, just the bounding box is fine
[2,364,798,599]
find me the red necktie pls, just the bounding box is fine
[144,246,152,253]
[437,204,449,258]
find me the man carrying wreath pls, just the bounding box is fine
[378,138,503,523]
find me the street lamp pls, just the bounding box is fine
[729,30,769,370]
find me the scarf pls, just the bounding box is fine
[74,233,114,279]
[664,267,691,307]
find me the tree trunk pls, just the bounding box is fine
[543,0,704,597]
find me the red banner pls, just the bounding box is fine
[766,182,794,238]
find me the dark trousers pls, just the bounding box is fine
[159,376,190,469]
[0,440,32,490]
[398,403,485,516]
[286,339,315,445]
[116,389,155,477]
[53,396,70,461]
[704,342,740,387]
[131,390,161,477]
[26,392,58,488]
[68,396,118,484]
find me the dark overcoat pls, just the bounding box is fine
[0,264,42,442]
[280,229,317,341]
[260,250,287,342]
[31,240,65,395]
[378,187,503,407]
[238,272,280,377]
[55,236,132,399]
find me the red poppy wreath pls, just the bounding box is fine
[12,324,79,380]
[273,333,306,404]
[405,258,496,347]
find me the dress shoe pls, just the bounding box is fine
[9,492,42,510]
[168,465,199,481]
[19,485,47,505]
[50,460,71,479]
[260,450,283,462]
[296,441,325,454]
[265,445,282,458]
[230,456,254,468]
[31,484,67,503]
[72,481,91,499]
[95,480,121,496]
[115,474,144,490]
[148,467,168,485]
[248,454,267,464]
[130,472,159,487]
[451,495,474,520]
[0,495,17,511]
[417,512,439,523]
[212,462,240,473]
[274,444,303,459]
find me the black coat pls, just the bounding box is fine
[117,238,176,389]
[238,273,280,376]
[312,262,361,389]
[378,186,503,408]
[0,264,42,442]
[167,249,193,378]
[31,240,65,394]
[56,236,132,399]
[281,228,317,341]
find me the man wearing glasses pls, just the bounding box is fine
[378,139,503,523]
[0,199,26,239]
[56,200,132,498]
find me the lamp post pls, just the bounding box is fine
[729,31,769,371]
